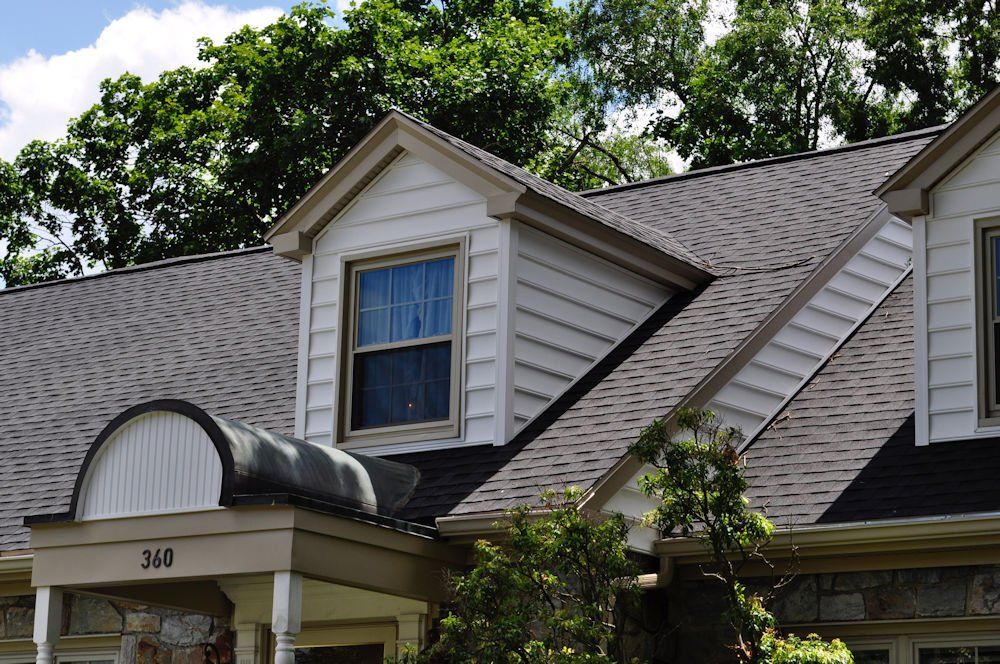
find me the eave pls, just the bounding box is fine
[876,86,1000,219]
[264,111,712,291]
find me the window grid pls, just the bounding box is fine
[340,244,464,447]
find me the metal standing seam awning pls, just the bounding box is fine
[22,400,466,664]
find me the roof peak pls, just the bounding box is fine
[582,124,946,198]
[0,245,272,297]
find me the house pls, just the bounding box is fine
[2,86,1000,664]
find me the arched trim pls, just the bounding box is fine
[69,400,237,520]
[27,399,421,526]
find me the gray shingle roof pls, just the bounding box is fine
[744,275,1000,525]
[0,125,951,549]
[397,128,940,521]
[0,248,300,549]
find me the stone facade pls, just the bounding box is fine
[0,593,232,664]
[772,565,1000,623]
[664,564,1000,663]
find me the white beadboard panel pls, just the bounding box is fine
[706,213,912,442]
[510,225,674,436]
[918,129,1000,443]
[300,151,500,451]
[78,412,223,520]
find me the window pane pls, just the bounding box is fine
[980,646,1000,663]
[993,235,1000,315]
[391,262,424,304]
[425,258,454,298]
[390,303,424,342]
[359,269,390,309]
[358,309,389,346]
[356,257,455,346]
[852,650,891,664]
[919,647,975,664]
[294,644,384,664]
[352,342,451,429]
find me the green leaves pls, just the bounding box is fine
[423,488,639,664]
[630,408,847,663]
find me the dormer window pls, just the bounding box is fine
[977,221,1000,424]
[341,245,464,447]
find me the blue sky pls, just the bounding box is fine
[0,1,307,159]
[0,1,298,62]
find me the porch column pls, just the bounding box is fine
[33,586,63,664]
[271,571,303,664]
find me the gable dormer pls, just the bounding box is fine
[265,111,711,454]
[878,86,1000,444]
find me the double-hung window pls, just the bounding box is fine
[342,247,462,445]
[977,222,1000,422]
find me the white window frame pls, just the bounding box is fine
[975,218,1000,426]
[338,241,466,449]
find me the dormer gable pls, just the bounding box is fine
[878,86,1000,444]
[265,112,712,454]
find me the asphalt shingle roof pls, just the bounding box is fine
[0,248,300,549]
[0,125,952,549]
[744,275,1000,525]
[397,128,939,521]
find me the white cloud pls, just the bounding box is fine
[0,2,283,160]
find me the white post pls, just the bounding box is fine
[271,572,302,664]
[33,587,63,664]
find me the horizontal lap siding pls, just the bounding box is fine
[512,225,673,432]
[302,152,499,450]
[922,132,1000,442]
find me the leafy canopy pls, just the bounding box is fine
[420,488,640,664]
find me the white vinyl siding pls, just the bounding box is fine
[707,212,912,440]
[916,130,1000,443]
[511,225,673,432]
[78,412,223,520]
[301,152,500,452]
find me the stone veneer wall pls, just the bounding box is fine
[665,564,1000,663]
[0,593,232,664]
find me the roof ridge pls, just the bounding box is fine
[582,124,947,197]
[0,245,272,297]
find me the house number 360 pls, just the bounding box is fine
[140,548,174,569]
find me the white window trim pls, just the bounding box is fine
[337,240,467,450]
[842,632,1000,664]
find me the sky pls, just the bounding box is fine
[0,1,323,160]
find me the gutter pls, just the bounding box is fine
[653,511,1000,577]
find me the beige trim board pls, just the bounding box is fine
[0,636,122,653]
[579,204,901,512]
[659,512,1000,577]
[787,615,1000,639]
[29,505,467,604]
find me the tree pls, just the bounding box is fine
[629,408,852,664]
[420,488,641,664]
[0,0,572,286]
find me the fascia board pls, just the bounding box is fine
[266,112,525,249]
[654,511,1000,561]
[498,191,710,290]
[876,87,1000,216]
